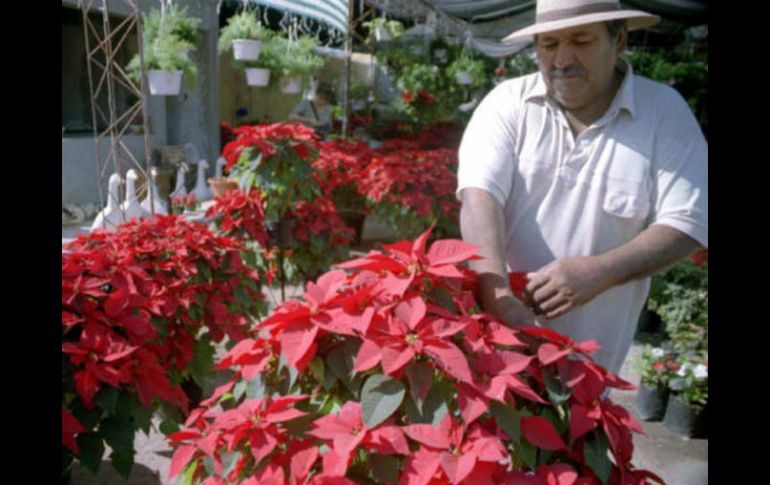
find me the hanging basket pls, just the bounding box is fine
[245,68,271,87]
[455,71,473,85]
[280,76,303,94]
[232,39,262,61]
[148,70,183,96]
[374,27,392,42]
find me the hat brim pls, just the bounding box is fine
[503,11,660,43]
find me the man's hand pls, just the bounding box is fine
[525,256,612,320]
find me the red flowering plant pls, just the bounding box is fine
[632,344,680,389]
[168,227,664,485]
[222,122,321,222]
[359,147,461,240]
[171,193,201,214]
[216,123,356,283]
[62,215,266,480]
[395,64,459,129]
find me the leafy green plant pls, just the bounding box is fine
[648,259,708,353]
[234,35,281,71]
[218,9,272,55]
[667,350,708,407]
[626,48,708,134]
[363,17,405,43]
[271,35,325,79]
[126,6,200,90]
[446,55,487,88]
[633,343,679,388]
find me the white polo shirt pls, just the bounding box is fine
[456,62,708,374]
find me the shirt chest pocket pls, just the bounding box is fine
[602,177,651,220]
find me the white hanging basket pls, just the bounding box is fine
[245,68,271,87]
[280,76,303,94]
[455,71,473,85]
[232,39,262,61]
[148,70,183,96]
[374,27,392,42]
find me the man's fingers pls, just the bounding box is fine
[525,272,549,295]
[544,302,572,320]
[531,285,558,306]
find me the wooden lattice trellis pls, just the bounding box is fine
[78,0,159,215]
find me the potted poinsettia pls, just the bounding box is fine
[360,143,461,239]
[127,5,200,95]
[62,215,266,481]
[218,9,271,61]
[167,227,665,484]
[219,122,354,283]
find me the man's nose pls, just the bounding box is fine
[553,44,576,69]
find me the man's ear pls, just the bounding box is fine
[617,25,628,54]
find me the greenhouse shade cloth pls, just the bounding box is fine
[243,0,349,34]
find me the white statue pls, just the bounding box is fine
[140,169,168,215]
[192,159,211,202]
[184,143,201,166]
[91,173,124,232]
[121,169,150,220]
[170,163,189,198]
[215,157,227,178]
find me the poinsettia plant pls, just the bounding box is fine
[313,139,374,211]
[62,215,266,480]
[222,122,322,222]
[168,227,664,485]
[206,180,352,284]
[171,193,200,214]
[360,146,460,240]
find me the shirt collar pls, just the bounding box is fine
[524,59,637,120]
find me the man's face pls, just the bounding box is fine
[536,22,625,112]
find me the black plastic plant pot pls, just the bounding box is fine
[663,394,707,439]
[635,308,662,336]
[266,218,296,248]
[635,382,670,421]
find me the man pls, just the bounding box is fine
[456,0,707,374]
[288,81,335,137]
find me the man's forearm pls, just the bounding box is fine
[525,223,702,320]
[460,189,533,325]
[597,224,702,287]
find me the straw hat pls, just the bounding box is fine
[503,0,660,42]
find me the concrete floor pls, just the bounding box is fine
[64,215,707,485]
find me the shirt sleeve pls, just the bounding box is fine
[456,83,519,208]
[650,88,708,248]
[290,100,309,118]
[318,105,332,127]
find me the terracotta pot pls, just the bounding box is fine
[208,177,238,198]
[635,382,669,421]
